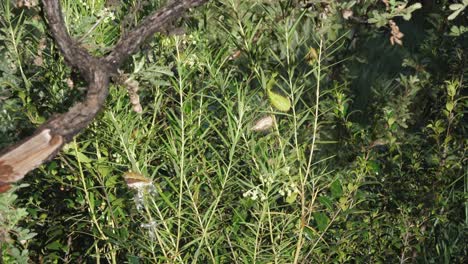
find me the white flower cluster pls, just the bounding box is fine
[111,153,122,163]
[181,34,198,46]
[242,188,266,201]
[259,173,274,185]
[78,0,116,23]
[96,7,116,23]
[278,182,299,197]
[183,53,199,68]
[79,0,92,12]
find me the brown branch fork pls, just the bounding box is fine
[0,0,207,193]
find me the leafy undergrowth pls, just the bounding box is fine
[1,0,466,263]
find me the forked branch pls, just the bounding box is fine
[0,0,207,193]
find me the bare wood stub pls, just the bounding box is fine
[0,129,63,184]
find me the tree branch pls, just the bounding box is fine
[42,0,102,80]
[0,0,207,192]
[106,0,207,68]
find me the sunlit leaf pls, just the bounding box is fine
[75,152,92,163]
[268,87,291,112]
[286,192,298,204]
[446,102,454,112]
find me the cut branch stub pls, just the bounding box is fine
[0,0,207,193]
[0,129,63,186]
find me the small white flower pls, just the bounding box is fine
[244,188,265,201]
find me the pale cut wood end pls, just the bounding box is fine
[0,129,63,192]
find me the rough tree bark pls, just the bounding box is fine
[0,0,207,193]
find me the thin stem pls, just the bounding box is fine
[293,38,323,264]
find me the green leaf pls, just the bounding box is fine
[10,247,21,258]
[449,25,461,36]
[89,192,95,209]
[97,164,111,177]
[19,232,37,241]
[449,3,464,11]
[448,9,463,20]
[105,175,119,187]
[367,18,379,24]
[447,83,457,97]
[367,160,380,174]
[387,117,396,127]
[46,240,63,251]
[266,72,278,91]
[409,3,422,10]
[313,212,330,232]
[318,196,333,210]
[128,256,140,264]
[303,225,315,241]
[286,192,298,204]
[268,88,291,112]
[403,13,412,21]
[446,101,454,112]
[266,73,291,112]
[330,180,343,198]
[339,197,348,211]
[447,3,466,20]
[75,152,92,163]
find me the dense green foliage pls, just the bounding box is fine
[1,0,466,263]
